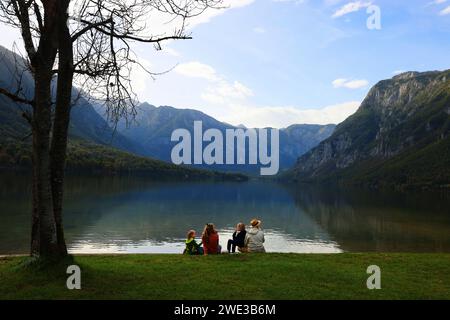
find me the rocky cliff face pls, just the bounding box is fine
[292,70,450,187]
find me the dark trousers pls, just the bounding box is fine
[227,239,239,253]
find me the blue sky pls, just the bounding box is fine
[1,0,450,127]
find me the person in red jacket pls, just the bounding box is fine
[202,223,221,255]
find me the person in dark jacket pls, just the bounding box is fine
[227,223,247,253]
[184,230,203,255]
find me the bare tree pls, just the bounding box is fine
[0,0,222,260]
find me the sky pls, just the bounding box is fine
[1,0,450,128]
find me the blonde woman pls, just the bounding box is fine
[245,219,266,253]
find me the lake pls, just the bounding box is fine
[1,173,450,255]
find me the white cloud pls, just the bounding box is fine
[174,62,220,81]
[429,0,447,5]
[202,80,254,103]
[127,57,155,98]
[188,0,256,28]
[220,101,361,128]
[171,61,360,127]
[332,78,369,89]
[393,70,405,75]
[0,23,22,51]
[439,5,450,15]
[161,46,181,57]
[174,61,253,104]
[332,1,372,18]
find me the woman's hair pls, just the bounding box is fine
[187,230,196,240]
[202,223,217,244]
[237,223,246,231]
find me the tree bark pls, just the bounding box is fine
[30,64,58,257]
[30,0,62,259]
[49,5,72,256]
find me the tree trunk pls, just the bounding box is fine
[30,1,61,258]
[30,65,58,258]
[49,9,73,256]
[0,0,73,260]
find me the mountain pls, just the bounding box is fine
[291,70,450,189]
[279,124,336,170]
[0,46,246,181]
[1,45,334,176]
[114,103,235,161]
[0,46,34,141]
[69,97,141,153]
[110,103,336,174]
[0,45,140,153]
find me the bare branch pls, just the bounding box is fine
[22,110,32,124]
[33,1,43,32]
[71,17,113,42]
[11,0,37,61]
[78,18,193,44]
[2,0,224,126]
[0,87,34,105]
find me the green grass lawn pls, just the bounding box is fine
[0,254,449,300]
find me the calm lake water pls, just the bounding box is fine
[1,173,450,254]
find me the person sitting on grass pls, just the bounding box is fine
[227,222,247,253]
[202,223,221,255]
[184,230,204,255]
[245,219,266,253]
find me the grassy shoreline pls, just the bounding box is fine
[0,253,449,300]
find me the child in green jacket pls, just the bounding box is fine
[184,230,204,255]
